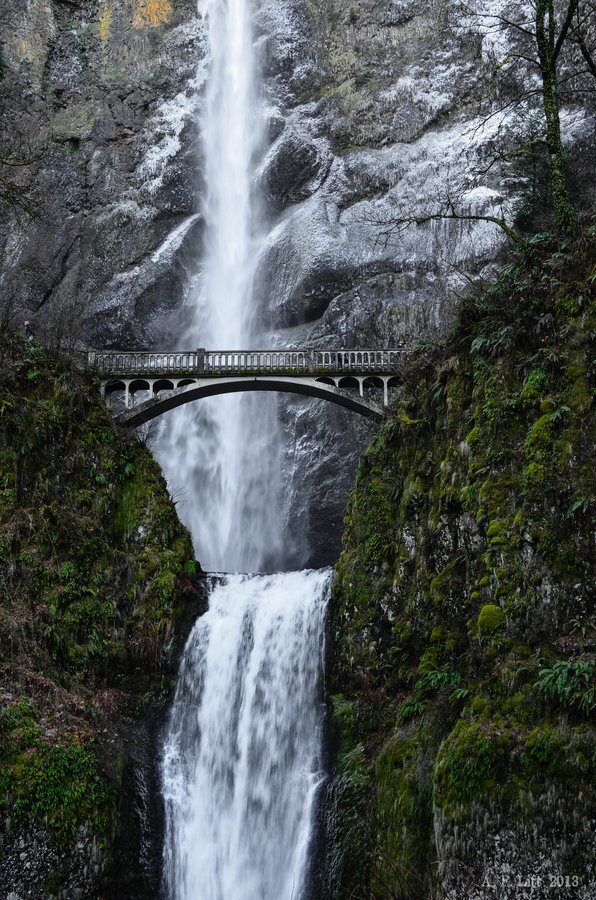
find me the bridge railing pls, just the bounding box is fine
[88,346,412,377]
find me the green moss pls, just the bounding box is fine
[326,232,595,898]
[373,734,433,896]
[566,374,591,414]
[329,694,361,757]
[521,461,551,500]
[0,737,110,846]
[524,414,553,455]
[486,518,510,546]
[429,557,465,603]
[0,331,199,853]
[435,721,509,808]
[321,743,374,900]
[521,368,548,402]
[477,604,505,635]
[471,696,490,716]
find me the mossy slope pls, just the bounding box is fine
[323,232,595,900]
[0,332,202,897]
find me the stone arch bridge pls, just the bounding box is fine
[88,347,412,425]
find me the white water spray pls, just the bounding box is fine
[162,571,328,900]
[158,0,329,897]
[154,0,283,574]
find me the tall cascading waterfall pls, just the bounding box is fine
[157,0,330,897]
[155,0,285,575]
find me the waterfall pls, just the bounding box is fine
[157,0,329,896]
[162,571,329,900]
[154,0,284,574]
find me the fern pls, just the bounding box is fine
[397,698,427,724]
[535,659,595,715]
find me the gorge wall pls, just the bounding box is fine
[0,4,594,898]
[321,234,595,900]
[0,330,205,898]
[2,0,594,563]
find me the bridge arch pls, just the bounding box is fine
[111,375,386,427]
[153,378,176,394]
[104,379,126,399]
[337,375,360,391]
[129,378,150,393]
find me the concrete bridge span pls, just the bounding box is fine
[88,347,412,424]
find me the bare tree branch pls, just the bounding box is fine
[371,206,526,251]
[554,0,580,59]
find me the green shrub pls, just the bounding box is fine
[0,739,109,845]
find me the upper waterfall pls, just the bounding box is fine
[154,0,285,574]
[197,0,261,349]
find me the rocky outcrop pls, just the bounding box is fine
[0,0,202,348]
[259,0,595,562]
[320,234,596,899]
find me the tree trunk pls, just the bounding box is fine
[541,70,577,233]
[535,0,578,234]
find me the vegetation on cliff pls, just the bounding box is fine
[0,331,201,890]
[323,228,595,899]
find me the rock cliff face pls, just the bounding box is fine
[320,234,595,899]
[0,0,201,349]
[2,0,593,562]
[0,330,205,898]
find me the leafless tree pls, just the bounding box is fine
[374,1,595,246]
[465,0,595,232]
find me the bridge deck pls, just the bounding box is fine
[88,347,412,378]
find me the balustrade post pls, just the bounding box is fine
[196,348,205,375]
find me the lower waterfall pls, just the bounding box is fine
[161,569,329,900]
